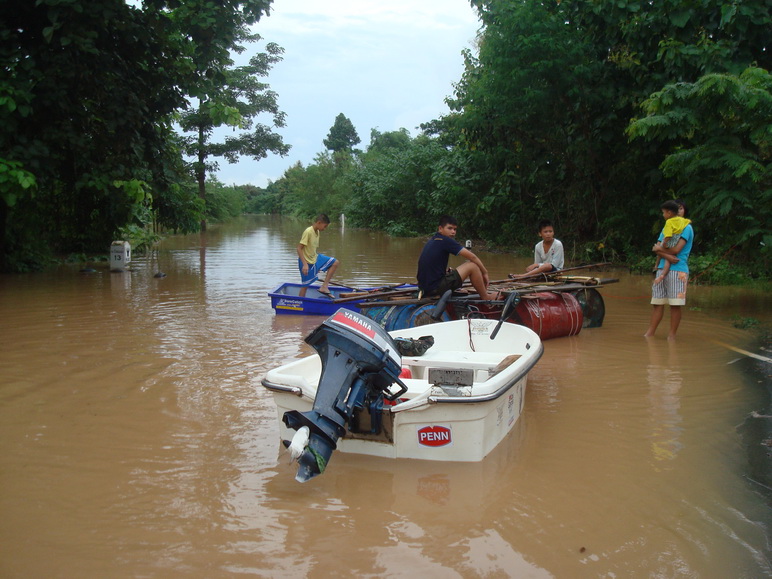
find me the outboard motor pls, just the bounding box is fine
[282,309,407,482]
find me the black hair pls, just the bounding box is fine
[315,213,331,224]
[537,219,553,232]
[673,198,688,218]
[661,200,680,213]
[438,215,458,227]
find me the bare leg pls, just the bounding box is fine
[456,262,497,300]
[668,306,682,340]
[653,265,669,285]
[320,261,340,293]
[299,286,308,297]
[644,305,665,337]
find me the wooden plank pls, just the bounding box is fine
[487,354,522,379]
[334,286,420,303]
[335,264,617,304]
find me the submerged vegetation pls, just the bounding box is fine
[1,1,769,282]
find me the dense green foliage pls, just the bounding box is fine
[262,0,770,281]
[0,0,283,270]
[628,67,771,253]
[2,0,769,281]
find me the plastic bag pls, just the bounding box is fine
[393,335,434,357]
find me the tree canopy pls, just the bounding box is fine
[179,36,289,229]
[0,0,280,270]
[2,0,769,281]
[323,113,361,153]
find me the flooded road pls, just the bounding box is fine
[1,214,770,577]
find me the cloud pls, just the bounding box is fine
[214,0,480,187]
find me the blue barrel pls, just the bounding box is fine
[406,304,450,328]
[364,304,449,331]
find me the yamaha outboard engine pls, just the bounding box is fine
[282,309,407,482]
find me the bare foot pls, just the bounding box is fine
[653,275,665,285]
[643,331,655,338]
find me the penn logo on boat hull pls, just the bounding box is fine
[417,425,452,447]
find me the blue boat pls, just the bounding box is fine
[269,282,416,316]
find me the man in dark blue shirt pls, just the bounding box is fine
[416,215,497,300]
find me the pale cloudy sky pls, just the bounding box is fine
[214,0,481,187]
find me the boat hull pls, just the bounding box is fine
[269,282,414,316]
[269,378,527,462]
[263,317,542,463]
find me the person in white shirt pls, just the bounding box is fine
[510,219,564,279]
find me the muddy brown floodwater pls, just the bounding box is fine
[1,215,770,577]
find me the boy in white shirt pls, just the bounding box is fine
[510,220,564,279]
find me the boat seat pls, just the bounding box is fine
[400,352,505,371]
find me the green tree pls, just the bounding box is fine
[276,152,356,219]
[448,0,615,244]
[179,38,290,231]
[323,113,361,153]
[627,67,772,255]
[365,128,412,156]
[0,0,276,270]
[439,0,771,255]
[346,135,448,236]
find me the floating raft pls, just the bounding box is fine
[346,266,619,340]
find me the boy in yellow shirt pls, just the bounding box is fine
[297,214,340,297]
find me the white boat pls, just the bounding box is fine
[262,308,543,482]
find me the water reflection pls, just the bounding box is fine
[646,340,684,468]
[262,420,551,576]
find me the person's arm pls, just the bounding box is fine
[512,259,547,278]
[652,238,685,263]
[458,248,490,287]
[523,241,549,273]
[297,243,309,275]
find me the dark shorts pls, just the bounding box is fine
[428,269,462,296]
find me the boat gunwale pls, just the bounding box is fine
[261,380,304,396]
[261,342,543,407]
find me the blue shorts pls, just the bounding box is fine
[299,254,336,285]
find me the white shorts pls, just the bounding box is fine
[651,270,689,306]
